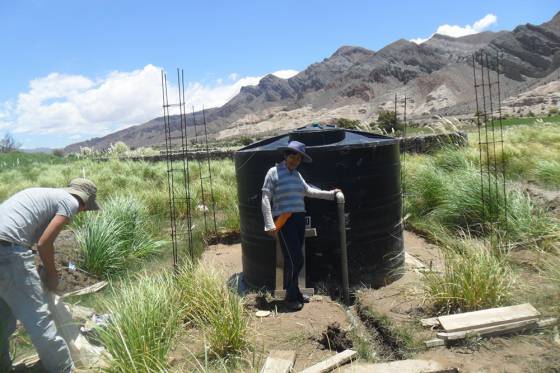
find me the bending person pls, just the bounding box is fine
[0,178,100,373]
[261,141,339,311]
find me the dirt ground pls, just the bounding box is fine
[51,229,101,294]
[357,231,560,373]
[201,243,356,371]
[203,230,560,372]
[519,182,560,218]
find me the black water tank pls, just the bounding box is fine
[235,124,404,290]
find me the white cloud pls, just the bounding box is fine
[411,13,498,44]
[271,69,299,79]
[1,66,299,145]
[410,37,429,45]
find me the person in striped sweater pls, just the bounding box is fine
[261,141,340,311]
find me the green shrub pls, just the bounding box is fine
[422,239,514,313]
[336,118,361,130]
[73,195,163,277]
[176,261,249,359]
[73,214,127,277]
[99,274,182,372]
[376,110,402,133]
[535,160,560,187]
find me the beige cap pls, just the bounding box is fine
[64,178,100,211]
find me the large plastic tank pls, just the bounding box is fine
[235,124,404,290]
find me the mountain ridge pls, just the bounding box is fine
[65,12,560,153]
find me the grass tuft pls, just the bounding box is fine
[176,261,250,359]
[422,238,514,313]
[99,273,182,373]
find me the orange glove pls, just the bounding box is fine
[274,212,292,230]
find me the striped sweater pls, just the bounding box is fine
[261,161,334,231]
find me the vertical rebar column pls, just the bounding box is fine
[480,52,493,233]
[192,107,209,236]
[161,71,178,271]
[495,51,508,231]
[179,69,194,260]
[485,54,500,230]
[202,106,218,236]
[472,54,486,226]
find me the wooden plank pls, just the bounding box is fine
[68,304,96,320]
[424,338,445,348]
[62,281,108,298]
[437,318,539,340]
[338,359,448,373]
[537,317,558,328]
[420,317,440,328]
[299,349,357,373]
[405,252,426,269]
[13,354,40,368]
[273,288,314,299]
[260,350,296,373]
[305,228,317,238]
[437,303,540,332]
[275,239,284,292]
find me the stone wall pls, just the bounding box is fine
[95,132,468,162]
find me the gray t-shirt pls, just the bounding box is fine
[0,188,79,247]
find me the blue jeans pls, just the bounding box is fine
[0,244,73,373]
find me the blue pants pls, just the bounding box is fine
[277,213,305,302]
[0,244,73,373]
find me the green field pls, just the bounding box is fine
[1,122,559,371]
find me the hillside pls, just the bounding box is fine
[64,11,560,152]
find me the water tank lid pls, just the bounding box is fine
[237,123,398,152]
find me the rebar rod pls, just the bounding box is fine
[162,71,178,272]
[479,53,493,232]
[202,106,218,235]
[472,54,486,226]
[495,51,507,232]
[485,53,500,228]
[192,107,209,236]
[180,70,194,259]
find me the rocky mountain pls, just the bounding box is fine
[65,11,560,153]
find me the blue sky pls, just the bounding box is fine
[0,1,557,149]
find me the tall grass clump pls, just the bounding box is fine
[99,273,182,372]
[73,194,163,278]
[73,214,127,277]
[422,239,514,313]
[433,167,558,246]
[535,160,560,187]
[404,160,448,217]
[176,261,249,359]
[103,195,163,258]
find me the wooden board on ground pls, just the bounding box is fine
[424,338,445,348]
[404,252,426,269]
[437,303,540,333]
[260,350,296,373]
[437,318,539,340]
[13,354,40,368]
[62,281,108,298]
[420,317,440,328]
[299,349,357,373]
[338,359,450,373]
[68,304,96,320]
[273,288,315,299]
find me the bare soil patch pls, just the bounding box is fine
[201,242,358,371]
[356,230,560,372]
[518,181,560,218]
[51,230,101,294]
